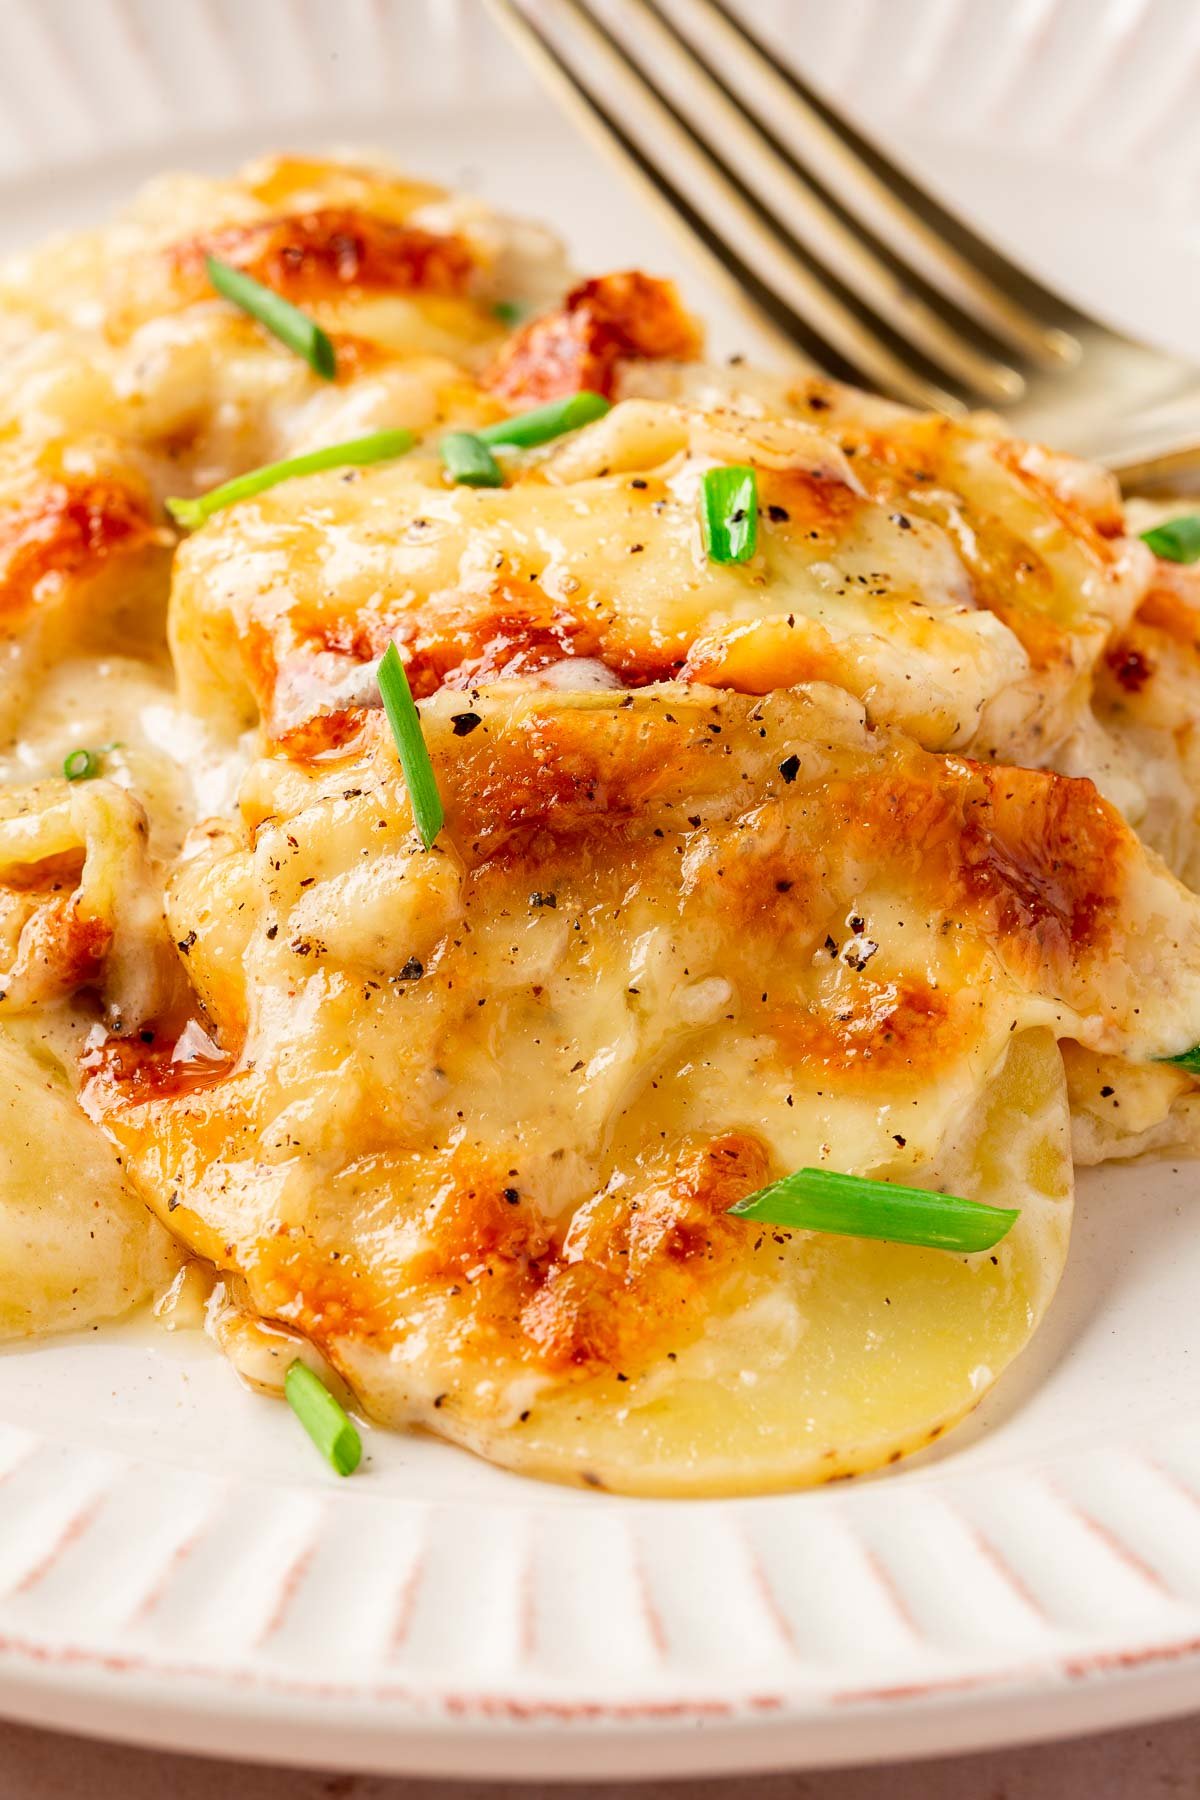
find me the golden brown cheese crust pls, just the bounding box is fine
[0,446,161,635]
[795,402,1143,711]
[170,208,477,309]
[0,154,511,343]
[0,155,575,729]
[0,149,1193,1478]
[0,440,172,736]
[1101,566,1200,703]
[1092,556,1200,885]
[82,685,1200,1407]
[486,272,704,403]
[0,778,184,1023]
[0,154,1151,814]
[167,388,1149,785]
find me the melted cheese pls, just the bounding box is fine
[1093,552,1200,887]
[0,153,578,742]
[79,683,1200,1490]
[0,152,1197,1491]
[168,389,1151,798]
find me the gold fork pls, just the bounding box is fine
[486,0,1200,488]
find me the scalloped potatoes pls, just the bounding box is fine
[1,154,1199,1492]
[80,684,1200,1489]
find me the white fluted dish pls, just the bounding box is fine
[0,0,1199,1777]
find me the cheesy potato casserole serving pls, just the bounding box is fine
[2,153,1200,1494]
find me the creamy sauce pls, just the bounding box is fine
[0,652,244,860]
[1,150,1199,1495]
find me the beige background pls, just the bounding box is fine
[3,1713,1200,1797]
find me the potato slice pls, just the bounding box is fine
[86,684,1200,1493]
[391,1027,1071,1494]
[0,1031,178,1339]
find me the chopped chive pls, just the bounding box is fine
[477,389,610,450]
[166,429,413,529]
[284,1361,362,1476]
[1160,1044,1200,1074]
[701,464,758,564]
[376,642,444,850]
[63,747,99,781]
[1141,515,1200,564]
[206,255,337,380]
[492,299,525,326]
[441,430,503,488]
[728,1165,1018,1253]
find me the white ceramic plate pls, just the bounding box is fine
[2,0,1200,1780]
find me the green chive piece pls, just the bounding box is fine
[62,747,99,782]
[1160,1044,1200,1074]
[206,255,337,381]
[492,299,525,326]
[284,1361,362,1477]
[477,389,610,451]
[441,430,503,488]
[701,464,758,564]
[377,642,444,850]
[728,1166,1018,1253]
[166,429,414,529]
[1141,515,1200,564]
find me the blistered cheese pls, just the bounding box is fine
[0,153,1197,1492]
[81,684,1200,1489]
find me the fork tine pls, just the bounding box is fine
[484,0,806,371]
[494,0,963,411]
[614,0,1025,404]
[675,0,1080,373]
